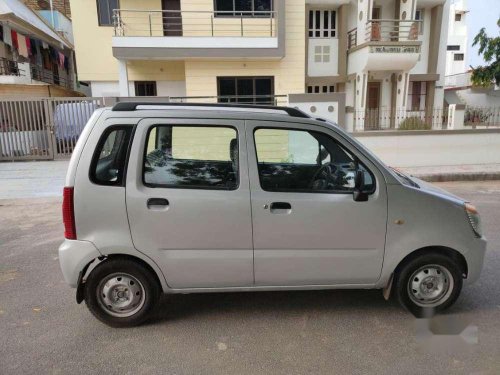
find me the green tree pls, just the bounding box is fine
[471,18,500,87]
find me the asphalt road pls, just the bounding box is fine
[1,181,499,375]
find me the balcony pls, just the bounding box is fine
[111,7,285,60]
[0,58,24,77]
[0,57,73,90]
[347,20,422,72]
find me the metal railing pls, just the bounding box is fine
[464,106,500,128]
[0,97,104,161]
[0,58,24,76]
[30,65,73,90]
[353,108,448,131]
[347,28,357,49]
[113,9,277,37]
[348,19,421,49]
[445,72,473,89]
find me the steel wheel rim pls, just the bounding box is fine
[97,273,146,318]
[407,264,454,307]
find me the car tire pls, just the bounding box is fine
[395,253,463,318]
[84,258,160,327]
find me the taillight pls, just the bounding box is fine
[62,187,76,240]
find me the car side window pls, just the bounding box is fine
[90,126,132,186]
[143,125,239,190]
[254,128,374,193]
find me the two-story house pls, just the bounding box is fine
[70,0,450,130]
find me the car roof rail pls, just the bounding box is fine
[111,102,311,119]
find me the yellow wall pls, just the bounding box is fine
[127,61,185,81]
[184,0,306,98]
[180,0,276,37]
[70,0,166,81]
[70,0,305,95]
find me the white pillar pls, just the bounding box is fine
[354,72,368,130]
[356,0,371,42]
[394,71,410,128]
[118,59,130,97]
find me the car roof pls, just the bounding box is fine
[101,102,332,127]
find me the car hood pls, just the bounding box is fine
[410,176,466,204]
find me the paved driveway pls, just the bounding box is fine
[0,160,68,199]
[0,181,499,374]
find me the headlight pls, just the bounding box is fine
[465,203,482,238]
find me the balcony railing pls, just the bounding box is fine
[30,65,73,90]
[0,58,24,76]
[113,9,277,37]
[444,72,473,89]
[348,19,421,49]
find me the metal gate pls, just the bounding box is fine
[0,97,104,161]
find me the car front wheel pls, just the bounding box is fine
[395,253,463,318]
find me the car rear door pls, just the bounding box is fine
[125,118,253,289]
[246,120,388,286]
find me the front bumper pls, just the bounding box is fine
[464,237,487,285]
[59,239,101,287]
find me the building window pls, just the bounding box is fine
[217,76,274,104]
[447,45,460,51]
[455,13,462,22]
[454,53,464,61]
[314,45,331,63]
[135,81,157,96]
[309,10,336,38]
[307,85,335,94]
[97,0,119,26]
[214,0,273,17]
[415,9,424,34]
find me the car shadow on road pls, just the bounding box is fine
[147,289,403,325]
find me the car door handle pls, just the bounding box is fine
[147,198,169,210]
[270,202,292,214]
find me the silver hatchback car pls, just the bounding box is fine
[59,103,486,327]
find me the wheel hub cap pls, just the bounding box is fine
[408,265,454,307]
[97,273,146,317]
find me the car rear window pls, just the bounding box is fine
[143,125,239,190]
[90,126,132,186]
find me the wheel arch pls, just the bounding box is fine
[394,246,468,279]
[76,253,165,303]
[382,246,468,301]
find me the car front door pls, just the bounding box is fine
[246,120,388,286]
[126,118,253,289]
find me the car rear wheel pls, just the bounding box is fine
[395,253,463,318]
[84,259,160,327]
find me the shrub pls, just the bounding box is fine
[464,107,492,125]
[398,116,431,130]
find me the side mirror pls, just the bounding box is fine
[353,169,369,202]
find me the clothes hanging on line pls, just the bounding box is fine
[2,24,12,46]
[29,38,37,55]
[11,29,18,50]
[18,34,29,57]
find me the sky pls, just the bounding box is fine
[465,0,499,68]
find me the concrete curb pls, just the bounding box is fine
[413,172,500,183]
